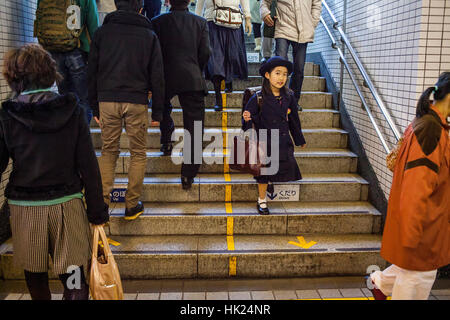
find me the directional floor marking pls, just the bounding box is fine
[289,236,317,249]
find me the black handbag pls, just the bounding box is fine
[263,0,277,38]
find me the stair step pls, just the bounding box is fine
[205,75,326,91]
[171,91,333,109]
[0,234,386,279]
[110,173,369,203]
[91,108,341,129]
[107,201,381,236]
[90,127,348,150]
[97,149,358,174]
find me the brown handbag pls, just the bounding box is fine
[89,225,124,300]
[229,91,265,176]
[386,137,404,172]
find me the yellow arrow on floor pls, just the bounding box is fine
[288,236,317,249]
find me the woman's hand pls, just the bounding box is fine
[263,14,275,27]
[245,17,252,36]
[243,111,252,122]
[300,144,307,149]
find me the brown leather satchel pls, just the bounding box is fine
[229,89,265,177]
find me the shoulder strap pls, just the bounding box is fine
[256,91,263,113]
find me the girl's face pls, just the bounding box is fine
[265,66,288,90]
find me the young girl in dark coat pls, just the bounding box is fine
[242,56,306,215]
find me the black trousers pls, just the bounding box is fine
[160,91,205,178]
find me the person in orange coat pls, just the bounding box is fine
[369,72,450,300]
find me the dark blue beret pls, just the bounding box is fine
[259,56,293,77]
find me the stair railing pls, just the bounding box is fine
[320,0,402,153]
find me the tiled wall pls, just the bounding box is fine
[308,0,449,198]
[0,0,37,211]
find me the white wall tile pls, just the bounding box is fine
[309,0,448,198]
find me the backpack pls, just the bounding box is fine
[242,86,263,116]
[34,0,84,52]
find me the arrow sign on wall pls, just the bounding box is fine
[289,236,317,249]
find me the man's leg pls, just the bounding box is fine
[123,103,149,209]
[149,0,162,19]
[274,38,289,60]
[290,42,308,102]
[98,102,123,206]
[51,51,70,95]
[391,267,437,300]
[179,91,205,180]
[159,96,175,154]
[65,49,92,124]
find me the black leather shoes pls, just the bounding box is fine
[257,201,270,215]
[160,143,173,156]
[181,176,194,190]
[124,201,144,220]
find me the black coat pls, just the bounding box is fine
[0,92,109,225]
[242,90,306,182]
[151,8,211,97]
[88,10,165,121]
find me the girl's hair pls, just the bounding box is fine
[416,72,450,118]
[261,67,293,99]
[2,43,62,94]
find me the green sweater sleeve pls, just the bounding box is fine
[79,0,99,53]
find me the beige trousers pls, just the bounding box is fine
[98,102,148,209]
[370,264,437,300]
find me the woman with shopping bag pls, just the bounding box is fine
[0,44,109,300]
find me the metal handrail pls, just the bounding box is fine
[321,0,402,144]
[320,17,391,153]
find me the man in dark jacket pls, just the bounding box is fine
[88,0,165,220]
[151,0,211,189]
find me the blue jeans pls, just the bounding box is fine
[51,49,92,124]
[275,39,308,101]
[143,0,162,19]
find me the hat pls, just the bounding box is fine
[259,56,293,77]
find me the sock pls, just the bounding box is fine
[258,197,267,209]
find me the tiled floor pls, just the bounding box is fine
[1,277,449,300]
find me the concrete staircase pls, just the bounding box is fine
[0,62,387,280]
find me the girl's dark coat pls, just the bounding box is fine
[242,91,306,182]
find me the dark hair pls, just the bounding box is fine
[261,66,292,99]
[416,72,450,118]
[2,43,62,94]
[114,0,143,12]
[170,0,190,9]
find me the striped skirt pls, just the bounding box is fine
[9,199,92,275]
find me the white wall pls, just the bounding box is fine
[308,0,450,198]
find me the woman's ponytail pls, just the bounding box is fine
[417,72,450,118]
[416,87,434,118]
